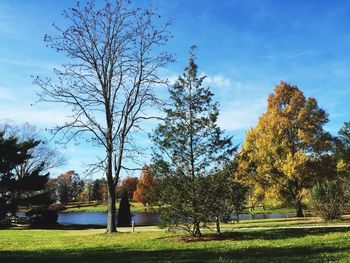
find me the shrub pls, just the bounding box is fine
[26,208,58,225]
[310,180,348,221]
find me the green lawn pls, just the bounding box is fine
[1,222,350,262]
[63,201,148,213]
[243,205,297,214]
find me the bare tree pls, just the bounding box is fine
[0,121,66,177]
[34,0,172,233]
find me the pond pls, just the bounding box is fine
[57,212,300,226]
[58,211,159,226]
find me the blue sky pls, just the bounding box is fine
[0,0,349,179]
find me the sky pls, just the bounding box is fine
[0,0,349,179]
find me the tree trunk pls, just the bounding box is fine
[106,185,117,233]
[193,222,202,237]
[216,217,221,235]
[295,199,304,217]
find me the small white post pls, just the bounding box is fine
[132,220,135,232]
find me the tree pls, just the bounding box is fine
[0,122,66,177]
[34,0,172,233]
[122,176,138,201]
[80,179,93,203]
[238,82,333,217]
[0,131,52,218]
[91,179,107,202]
[338,121,350,163]
[117,191,131,227]
[310,180,348,221]
[208,167,248,234]
[335,121,350,182]
[133,165,155,206]
[152,48,234,237]
[54,170,84,205]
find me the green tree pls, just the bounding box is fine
[91,179,107,203]
[238,82,333,217]
[117,191,131,227]
[310,180,348,221]
[208,166,248,234]
[335,121,350,180]
[338,121,350,163]
[152,47,233,237]
[0,132,51,218]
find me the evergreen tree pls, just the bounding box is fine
[117,191,131,227]
[208,166,248,234]
[152,47,234,237]
[335,121,350,185]
[0,131,51,218]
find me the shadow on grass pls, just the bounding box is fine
[0,245,346,263]
[162,227,350,243]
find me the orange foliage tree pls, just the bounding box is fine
[238,82,333,217]
[133,165,155,205]
[122,176,139,201]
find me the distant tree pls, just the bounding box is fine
[91,179,108,202]
[79,179,93,203]
[238,82,333,217]
[133,165,155,206]
[35,0,172,233]
[115,182,124,201]
[117,191,131,227]
[152,48,234,237]
[122,177,139,201]
[0,131,52,217]
[54,170,84,204]
[46,177,59,203]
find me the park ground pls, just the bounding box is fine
[2,217,350,262]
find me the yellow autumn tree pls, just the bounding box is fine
[238,82,333,217]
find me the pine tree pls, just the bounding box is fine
[117,191,131,227]
[0,131,52,220]
[152,47,234,237]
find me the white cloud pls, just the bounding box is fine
[0,105,70,127]
[204,74,232,88]
[218,98,266,131]
[164,73,233,89]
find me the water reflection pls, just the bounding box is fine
[57,212,303,226]
[58,211,159,226]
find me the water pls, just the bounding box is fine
[58,211,159,226]
[57,212,299,226]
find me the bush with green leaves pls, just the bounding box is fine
[310,180,348,221]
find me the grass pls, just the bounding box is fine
[244,205,297,214]
[2,218,350,262]
[63,201,148,213]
